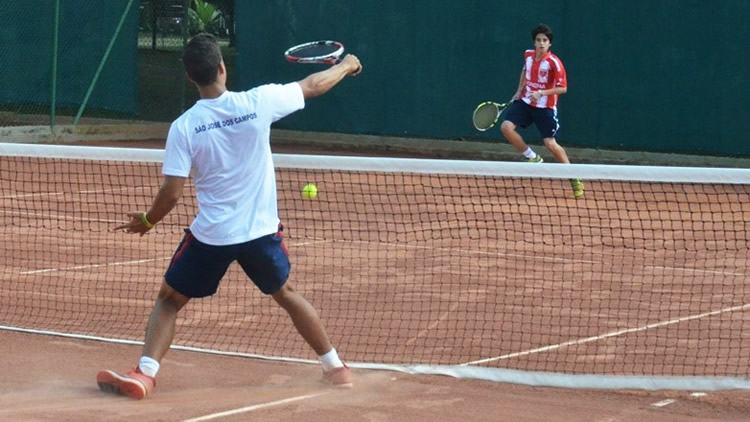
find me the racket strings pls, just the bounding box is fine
[285,41,344,63]
[473,104,500,130]
[290,44,340,58]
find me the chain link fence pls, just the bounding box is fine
[137,0,235,122]
[1,0,139,128]
[1,0,234,138]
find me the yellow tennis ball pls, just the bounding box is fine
[302,183,318,199]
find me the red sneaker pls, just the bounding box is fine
[97,367,155,400]
[322,364,353,388]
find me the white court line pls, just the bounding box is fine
[345,239,745,277]
[646,265,745,277]
[462,302,750,366]
[347,239,600,265]
[1,192,64,199]
[3,324,749,391]
[651,399,676,407]
[290,239,332,247]
[405,289,486,346]
[182,391,330,422]
[3,207,743,277]
[7,232,745,281]
[16,240,329,275]
[1,176,745,278]
[19,257,171,275]
[405,301,462,347]
[0,209,122,223]
[1,186,153,200]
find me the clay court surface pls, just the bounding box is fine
[2,140,749,420]
[2,331,750,421]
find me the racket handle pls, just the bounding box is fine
[336,55,362,75]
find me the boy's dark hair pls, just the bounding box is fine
[531,24,553,43]
[182,33,223,86]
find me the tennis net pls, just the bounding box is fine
[1,143,749,389]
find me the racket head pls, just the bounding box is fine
[284,40,344,64]
[472,101,507,131]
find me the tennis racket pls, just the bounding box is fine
[284,40,345,64]
[472,101,510,131]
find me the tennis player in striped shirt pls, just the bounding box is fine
[500,24,584,199]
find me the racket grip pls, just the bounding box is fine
[334,56,362,75]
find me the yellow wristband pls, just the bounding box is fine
[138,212,155,229]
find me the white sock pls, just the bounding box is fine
[318,348,344,371]
[138,356,160,378]
[522,148,537,159]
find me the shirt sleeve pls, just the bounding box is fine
[553,60,567,88]
[162,121,192,177]
[256,82,305,123]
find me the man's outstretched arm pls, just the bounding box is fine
[298,54,362,99]
[114,175,186,235]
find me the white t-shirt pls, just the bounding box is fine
[162,83,305,245]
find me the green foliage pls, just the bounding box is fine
[188,0,223,34]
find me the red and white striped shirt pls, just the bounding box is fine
[520,49,567,109]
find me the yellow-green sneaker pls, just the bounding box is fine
[527,155,544,163]
[570,178,584,199]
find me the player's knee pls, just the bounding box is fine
[156,281,190,309]
[500,121,515,133]
[271,283,295,303]
[543,138,560,149]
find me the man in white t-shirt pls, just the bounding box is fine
[97,33,362,399]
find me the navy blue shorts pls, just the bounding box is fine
[503,100,560,139]
[164,227,290,298]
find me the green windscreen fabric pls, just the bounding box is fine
[235,1,749,157]
[0,0,138,116]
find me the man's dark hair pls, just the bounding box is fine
[531,24,553,43]
[182,33,223,86]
